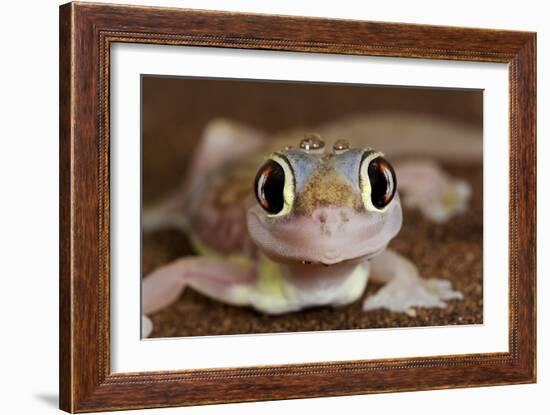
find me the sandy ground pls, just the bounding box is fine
[143,164,483,338]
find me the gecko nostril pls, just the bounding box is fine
[313,209,351,226]
[311,207,351,231]
[312,209,328,224]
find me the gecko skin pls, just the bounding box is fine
[141,117,472,337]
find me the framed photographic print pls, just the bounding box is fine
[59,2,536,412]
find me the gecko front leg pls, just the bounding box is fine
[142,257,257,337]
[363,249,463,316]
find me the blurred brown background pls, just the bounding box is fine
[142,76,482,203]
[141,76,483,337]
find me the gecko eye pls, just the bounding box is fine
[254,155,295,216]
[359,152,397,212]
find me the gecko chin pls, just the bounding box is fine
[246,200,402,266]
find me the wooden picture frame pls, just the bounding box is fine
[59,2,536,412]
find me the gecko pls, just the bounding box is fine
[141,114,479,337]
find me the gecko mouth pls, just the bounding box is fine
[296,245,386,267]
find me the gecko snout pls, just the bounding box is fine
[312,207,351,232]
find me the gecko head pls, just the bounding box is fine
[246,135,403,266]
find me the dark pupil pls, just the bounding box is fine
[254,160,285,214]
[368,156,396,209]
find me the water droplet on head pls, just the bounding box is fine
[333,139,350,154]
[299,133,325,153]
